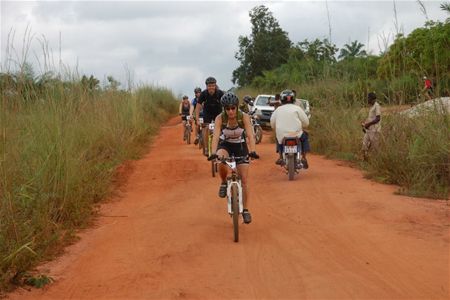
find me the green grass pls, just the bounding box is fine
[237,82,449,199]
[0,79,178,291]
[310,101,449,199]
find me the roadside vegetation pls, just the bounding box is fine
[0,56,178,290]
[235,4,450,199]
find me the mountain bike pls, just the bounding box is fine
[183,115,192,144]
[197,117,204,150]
[249,112,263,144]
[219,155,247,242]
[208,122,218,177]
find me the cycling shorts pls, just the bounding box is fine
[217,141,249,165]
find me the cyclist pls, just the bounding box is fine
[179,95,191,140]
[271,89,310,168]
[208,92,259,224]
[195,76,225,156]
[191,87,203,144]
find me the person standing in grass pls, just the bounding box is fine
[422,76,433,100]
[361,92,381,160]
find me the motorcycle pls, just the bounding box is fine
[281,137,303,180]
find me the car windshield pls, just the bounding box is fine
[256,96,273,106]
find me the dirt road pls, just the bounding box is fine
[10,117,449,299]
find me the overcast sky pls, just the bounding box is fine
[1,0,447,97]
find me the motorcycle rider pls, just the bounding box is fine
[239,95,252,113]
[270,89,310,168]
[195,77,225,156]
[208,92,259,224]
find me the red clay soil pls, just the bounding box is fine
[9,117,449,300]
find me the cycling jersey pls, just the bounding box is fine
[217,113,249,164]
[198,89,224,123]
[191,98,198,110]
[192,97,204,118]
[181,102,190,115]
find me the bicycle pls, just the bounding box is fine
[218,155,247,242]
[183,115,192,144]
[249,111,263,144]
[197,117,204,150]
[207,122,218,177]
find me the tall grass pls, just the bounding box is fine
[237,81,449,199]
[0,78,178,291]
[310,99,449,199]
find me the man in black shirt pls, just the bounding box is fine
[195,76,224,155]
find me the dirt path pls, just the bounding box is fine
[9,117,449,299]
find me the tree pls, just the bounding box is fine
[106,75,120,91]
[232,5,291,86]
[81,75,100,91]
[441,2,450,23]
[298,38,338,63]
[338,40,367,60]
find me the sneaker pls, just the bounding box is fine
[242,209,252,224]
[194,138,199,145]
[301,158,309,169]
[275,158,284,165]
[218,183,227,198]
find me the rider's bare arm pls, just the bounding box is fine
[211,115,222,155]
[243,114,256,153]
[195,103,200,123]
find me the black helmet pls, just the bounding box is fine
[280,89,295,104]
[182,95,189,100]
[243,95,252,104]
[205,76,217,85]
[368,92,377,101]
[194,87,201,93]
[220,92,239,107]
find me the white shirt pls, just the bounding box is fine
[270,103,309,143]
[366,102,381,132]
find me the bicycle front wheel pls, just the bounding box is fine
[231,184,239,242]
[186,126,191,144]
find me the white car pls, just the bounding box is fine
[250,94,276,126]
[249,95,311,126]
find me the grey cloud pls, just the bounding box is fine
[2,1,448,97]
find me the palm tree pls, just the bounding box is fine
[441,2,450,22]
[338,40,367,60]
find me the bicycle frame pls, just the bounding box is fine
[207,122,215,156]
[220,157,245,215]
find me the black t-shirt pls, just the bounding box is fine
[198,89,224,118]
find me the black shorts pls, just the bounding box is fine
[203,113,220,124]
[217,141,249,164]
[181,114,189,121]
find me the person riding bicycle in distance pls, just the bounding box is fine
[179,95,191,124]
[208,92,259,224]
[191,87,203,144]
[195,77,224,155]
